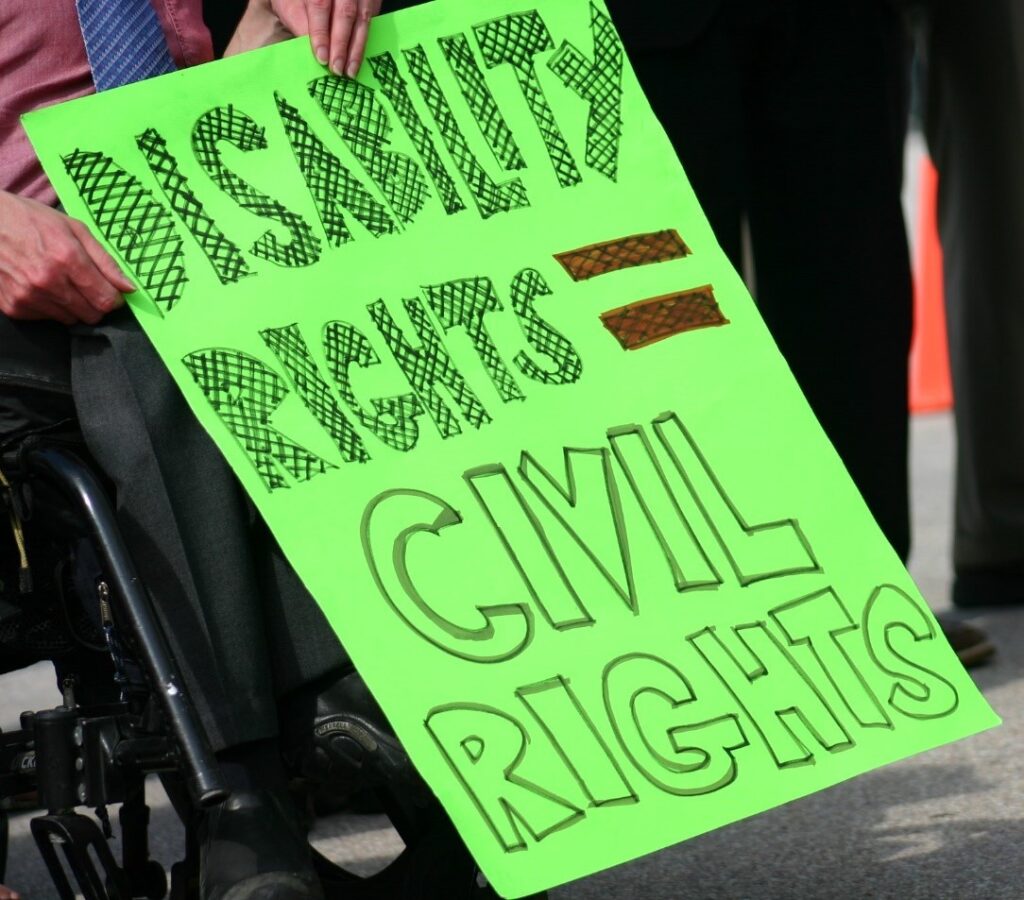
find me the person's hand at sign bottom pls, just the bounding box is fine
[0,190,134,325]
[0,882,22,900]
[225,0,383,78]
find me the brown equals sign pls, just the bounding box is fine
[554,229,729,351]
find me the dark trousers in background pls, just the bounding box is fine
[625,0,913,560]
[923,0,1024,602]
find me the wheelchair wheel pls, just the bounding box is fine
[311,809,548,900]
[284,668,549,900]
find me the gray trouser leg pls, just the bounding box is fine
[924,0,1024,584]
[71,311,348,750]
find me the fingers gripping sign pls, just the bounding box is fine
[271,0,384,77]
[0,191,135,326]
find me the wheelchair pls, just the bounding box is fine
[0,437,529,899]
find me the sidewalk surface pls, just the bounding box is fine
[3,411,1021,899]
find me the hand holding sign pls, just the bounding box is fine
[271,0,383,75]
[227,0,383,76]
[0,191,132,325]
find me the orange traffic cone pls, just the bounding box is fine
[909,156,953,413]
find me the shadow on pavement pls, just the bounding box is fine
[551,758,1020,900]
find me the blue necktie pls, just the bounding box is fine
[75,0,177,92]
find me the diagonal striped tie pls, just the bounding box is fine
[75,0,177,93]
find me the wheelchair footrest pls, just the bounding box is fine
[31,812,133,900]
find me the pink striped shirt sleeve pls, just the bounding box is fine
[0,0,214,206]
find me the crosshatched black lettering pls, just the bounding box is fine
[308,76,428,224]
[423,276,524,402]
[276,93,397,247]
[63,149,187,311]
[192,105,322,267]
[548,1,625,181]
[369,52,467,216]
[260,323,370,463]
[439,32,526,172]
[509,268,583,384]
[322,320,426,452]
[183,347,335,491]
[474,12,582,188]
[403,44,530,219]
[368,297,491,438]
[137,128,253,285]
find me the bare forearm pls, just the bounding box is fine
[223,0,293,57]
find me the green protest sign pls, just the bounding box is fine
[24,1,999,895]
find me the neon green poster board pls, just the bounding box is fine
[24,2,998,896]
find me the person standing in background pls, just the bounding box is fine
[607,0,993,664]
[918,1,1024,611]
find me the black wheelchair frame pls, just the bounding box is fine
[0,443,226,898]
[0,442,529,899]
